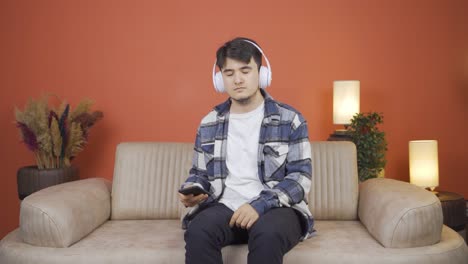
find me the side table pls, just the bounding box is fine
[437,191,467,242]
[327,133,352,141]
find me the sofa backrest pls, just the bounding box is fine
[309,141,358,220]
[111,142,192,220]
[111,141,358,221]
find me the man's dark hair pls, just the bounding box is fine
[216,37,262,71]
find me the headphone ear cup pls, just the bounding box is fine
[214,72,225,93]
[258,66,271,89]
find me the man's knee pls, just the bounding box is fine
[248,208,302,252]
[184,205,232,247]
[184,220,216,246]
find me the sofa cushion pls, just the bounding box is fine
[111,142,193,220]
[112,141,359,221]
[309,141,359,220]
[19,178,111,248]
[359,178,443,248]
[1,220,466,264]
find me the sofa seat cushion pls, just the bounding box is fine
[0,220,186,264]
[1,220,467,264]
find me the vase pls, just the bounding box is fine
[17,165,79,200]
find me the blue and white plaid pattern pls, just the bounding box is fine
[182,89,315,240]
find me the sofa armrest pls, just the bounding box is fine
[358,178,443,248]
[20,178,111,248]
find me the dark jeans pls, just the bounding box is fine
[184,203,303,264]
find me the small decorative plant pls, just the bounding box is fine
[15,95,103,169]
[345,112,387,182]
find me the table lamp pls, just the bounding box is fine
[409,140,439,194]
[329,80,360,140]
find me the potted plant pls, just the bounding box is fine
[345,112,387,182]
[14,95,103,199]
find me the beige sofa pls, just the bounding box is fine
[1,141,467,263]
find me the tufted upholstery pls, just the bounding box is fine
[111,142,192,220]
[309,141,358,220]
[111,141,359,221]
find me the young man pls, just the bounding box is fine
[179,37,314,264]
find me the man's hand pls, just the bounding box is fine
[229,204,259,229]
[179,193,208,208]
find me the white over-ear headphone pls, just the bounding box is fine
[212,39,272,93]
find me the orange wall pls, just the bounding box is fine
[1,0,467,239]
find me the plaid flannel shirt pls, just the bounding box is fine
[182,89,315,240]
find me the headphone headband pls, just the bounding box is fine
[241,40,272,77]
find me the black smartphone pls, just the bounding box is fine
[178,186,209,196]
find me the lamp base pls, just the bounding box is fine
[328,129,352,141]
[334,129,348,135]
[425,187,439,196]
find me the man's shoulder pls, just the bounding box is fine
[276,101,302,115]
[199,109,218,127]
[198,98,230,127]
[270,99,306,123]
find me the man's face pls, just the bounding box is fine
[221,57,260,103]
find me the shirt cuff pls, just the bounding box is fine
[249,192,279,216]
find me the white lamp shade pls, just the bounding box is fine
[409,140,439,189]
[333,80,360,125]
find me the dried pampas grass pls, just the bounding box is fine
[15,95,103,169]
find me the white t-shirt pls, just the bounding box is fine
[219,101,265,212]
